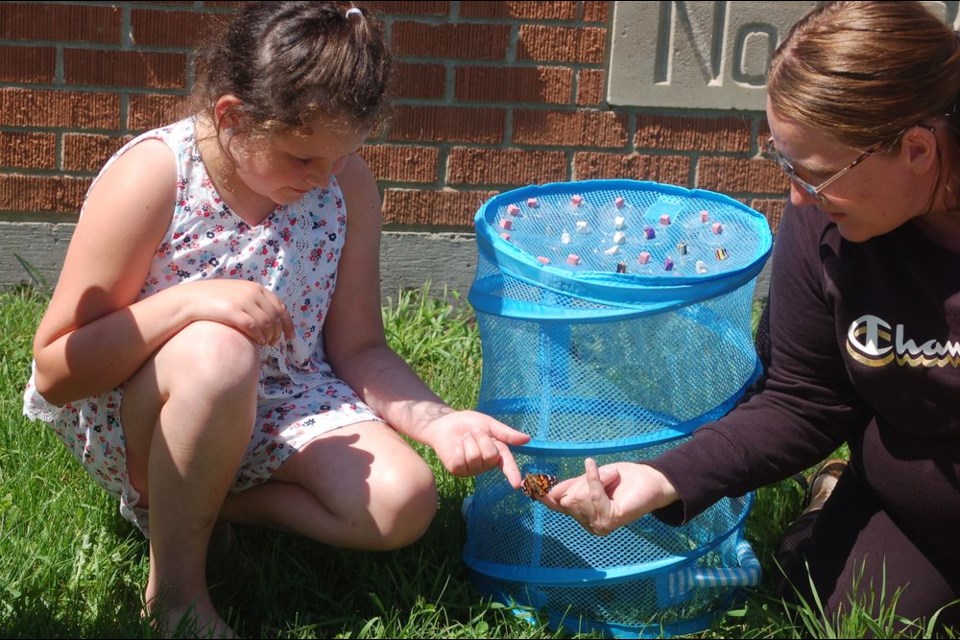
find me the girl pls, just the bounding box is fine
[23,2,529,636]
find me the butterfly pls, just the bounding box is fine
[521,472,558,499]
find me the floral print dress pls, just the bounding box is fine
[22,117,381,536]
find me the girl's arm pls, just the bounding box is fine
[33,140,181,404]
[325,154,529,485]
[33,140,291,405]
[323,153,442,433]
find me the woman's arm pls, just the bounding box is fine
[542,205,869,533]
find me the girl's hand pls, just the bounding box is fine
[419,410,531,488]
[538,459,678,536]
[183,279,294,346]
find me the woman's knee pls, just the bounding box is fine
[122,322,259,457]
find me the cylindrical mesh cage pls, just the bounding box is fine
[463,180,773,638]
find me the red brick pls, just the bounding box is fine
[131,9,224,48]
[576,69,605,106]
[583,2,610,23]
[0,88,120,129]
[0,132,56,170]
[365,2,450,16]
[749,198,786,233]
[456,66,573,104]
[573,152,691,185]
[635,115,753,153]
[0,46,56,83]
[129,94,189,131]
[392,63,446,100]
[392,22,509,60]
[0,2,794,236]
[386,106,505,144]
[514,110,627,148]
[0,174,91,215]
[382,188,496,226]
[459,2,577,20]
[697,156,789,194]
[447,148,567,187]
[64,49,188,89]
[518,26,606,64]
[199,2,243,9]
[0,3,121,43]
[62,134,130,173]
[357,145,439,183]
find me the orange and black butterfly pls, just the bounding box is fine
[521,472,558,499]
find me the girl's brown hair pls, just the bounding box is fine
[191,1,393,136]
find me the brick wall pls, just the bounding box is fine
[0,0,790,233]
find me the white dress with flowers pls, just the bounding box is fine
[22,117,381,536]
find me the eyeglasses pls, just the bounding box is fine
[762,137,879,202]
[762,124,940,202]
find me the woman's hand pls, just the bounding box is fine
[538,458,678,536]
[418,410,531,488]
[182,279,294,346]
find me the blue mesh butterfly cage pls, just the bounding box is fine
[462,179,773,638]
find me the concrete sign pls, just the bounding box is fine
[608,1,818,110]
[609,1,960,111]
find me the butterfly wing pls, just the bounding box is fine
[521,472,558,499]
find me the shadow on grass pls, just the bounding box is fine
[201,493,488,638]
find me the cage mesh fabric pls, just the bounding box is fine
[474,286,760,445]
[468,179,772,320]
[463,180,772,638]
[467,529,752,637]
[463,446,752,575]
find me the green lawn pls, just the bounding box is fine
[0,285,951,638]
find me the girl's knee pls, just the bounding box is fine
[374,458,438,550]
[122,322,260,492]
[161,321,260,395]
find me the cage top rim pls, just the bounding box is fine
[474,179,773,288]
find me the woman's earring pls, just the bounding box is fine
[224,127,235,136]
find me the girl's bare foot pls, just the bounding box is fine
[144,591,237,638]
[162,603,237,639]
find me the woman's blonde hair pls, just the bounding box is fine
[768,1,960,208]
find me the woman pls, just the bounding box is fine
[541,1,960,628]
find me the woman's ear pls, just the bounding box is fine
[902,125,939,175]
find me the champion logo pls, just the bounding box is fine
[846,314,960,368]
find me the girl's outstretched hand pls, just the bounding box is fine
[419,410,530,488]
[537,458,678,536]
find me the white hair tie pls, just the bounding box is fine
[345,7,362,18]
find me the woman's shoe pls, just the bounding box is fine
[800,459,847,517]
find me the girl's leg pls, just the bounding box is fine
[121,321,261,637]
[219,421,438,550]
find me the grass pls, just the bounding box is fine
[0,284,954,638]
